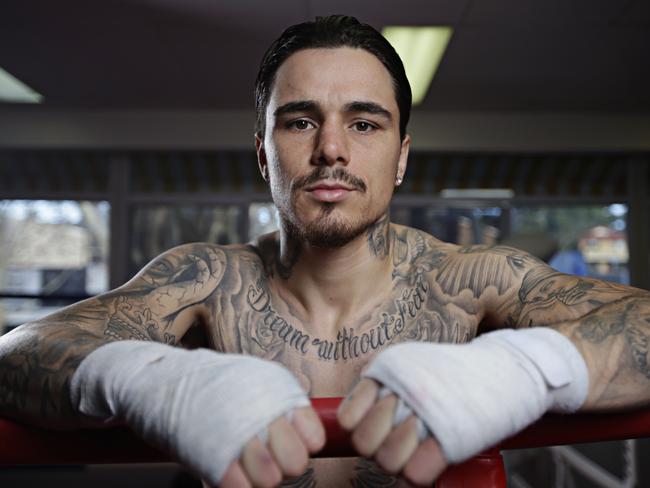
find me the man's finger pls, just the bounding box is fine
[350,393,397,457]
[268,416,309,477]
[337,378,380,430]
[240,437,282,488]
[402,437,447,486]
[292,406,326,453]
[219,460,252,488]
[375,415,420,474]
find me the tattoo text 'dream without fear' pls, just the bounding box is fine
[246,275,429,361]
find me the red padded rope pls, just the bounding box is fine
[3,397,650,487]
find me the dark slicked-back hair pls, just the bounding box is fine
[255,15,412,141]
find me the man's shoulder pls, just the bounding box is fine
[390,223,445,247]
[156,241,260,260]
[389,223,454,262]
[390,225,548,295]
[142,241,267,280]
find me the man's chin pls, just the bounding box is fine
[286,214,371,248]
[305,227,361,248]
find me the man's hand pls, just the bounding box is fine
[338,328,588,486]
[338,379,447,486]
[220,407,325,488]
[71,342,320,486]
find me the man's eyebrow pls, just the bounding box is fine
[344,101,392,121]
[273,100,319,118]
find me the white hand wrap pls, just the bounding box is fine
[70,341,310,485]
[363,327,589,464]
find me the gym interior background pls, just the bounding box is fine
[1,1,649,487]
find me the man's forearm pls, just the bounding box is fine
[0,293,206,427]
[0,321,108,428]
[555,295,650,411]
[0,244,223,428]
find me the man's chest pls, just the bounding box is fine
[205,273,480,396]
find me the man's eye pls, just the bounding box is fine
[289,120,312,130]
[353,121,374,132]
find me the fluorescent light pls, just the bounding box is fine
[382,26,452,105]
[0,67,43,103]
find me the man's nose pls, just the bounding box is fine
[311,122,350,166]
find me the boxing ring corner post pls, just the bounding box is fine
[3,397,650,487]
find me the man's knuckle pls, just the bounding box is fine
[351,430,376,456]
[403,463,432,486]
[376,451,400,474]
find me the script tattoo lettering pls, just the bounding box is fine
[247,279,311,354]
[366,215,390,259]
[244,228,481,364]
[310,275,428,361]
[246,271,435,361]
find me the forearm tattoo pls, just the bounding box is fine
[0,322,104,425]
[496,260,650,406]
[0,243,224,425]
[576,297,650,379]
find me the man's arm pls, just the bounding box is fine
[493,261,650,411]
[0,242,324,486]
[339,244,650,485]
[0,242,225,427]
[555,296,650,410]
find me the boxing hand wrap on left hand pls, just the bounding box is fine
[363,327,589,464]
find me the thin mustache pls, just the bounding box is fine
[293,167,367,193]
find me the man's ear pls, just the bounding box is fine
[255,132,269,182]
[395,134,411,186]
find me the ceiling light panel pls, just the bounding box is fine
[0,67,43,103]
[382,26,453,105]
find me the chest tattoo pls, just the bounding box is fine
[244,271,460,362]
[247,279,311,355]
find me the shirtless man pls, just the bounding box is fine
[1,15,650,488]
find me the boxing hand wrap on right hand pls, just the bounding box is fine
[70,341,310,485]
[363,327,589,464]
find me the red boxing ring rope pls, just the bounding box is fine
[3,397,650,487]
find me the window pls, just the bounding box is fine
[510,205,629,283]
[0,200,110,332]
[129,205,242,275]
[249,203,280,241]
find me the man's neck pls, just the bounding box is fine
[274,215,394,330]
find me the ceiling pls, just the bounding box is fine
[1,0,649,113]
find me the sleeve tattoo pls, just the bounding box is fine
[0,243,226,426]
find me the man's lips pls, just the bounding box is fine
[305,182,357,203]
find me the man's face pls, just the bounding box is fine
[256,47,410,247]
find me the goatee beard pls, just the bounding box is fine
[278,166,374,248]
[282,205,377,248]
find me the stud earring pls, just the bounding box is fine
[396,176,403,185]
